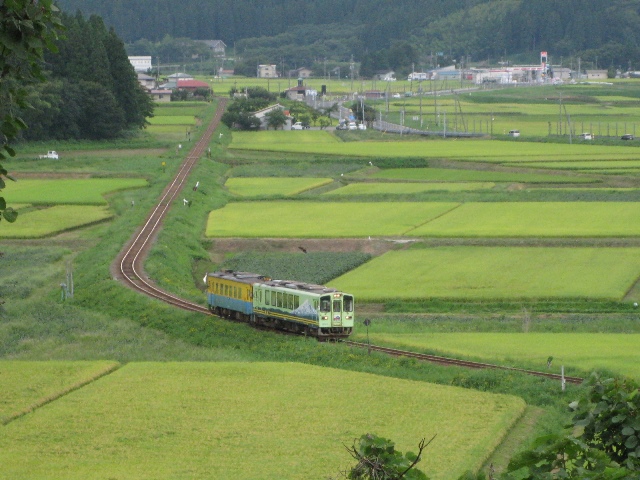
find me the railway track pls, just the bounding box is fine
[112,98,583,386]
[344,341,584,385]
[112,97,227,315]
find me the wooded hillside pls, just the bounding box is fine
[55,0,640,71]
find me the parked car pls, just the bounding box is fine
[357,123,367,130]
[348,122,357,130]
[622,134,634,140]
[38,150,59,159]
[336,122,347,130]
[291,122,309,130]
[508,130,520,137]
[580,133,593,140]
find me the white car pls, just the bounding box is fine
[291,122,305,130]
[580,133,593,140]
[357,123,367,130]
[348,122,357,130]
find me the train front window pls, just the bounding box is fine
[320,296,331,312]
[333,300,341,313]
[343,295,354,312]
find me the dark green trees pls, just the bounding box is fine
[21,11,153,141]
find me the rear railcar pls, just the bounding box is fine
[205,271,267,321]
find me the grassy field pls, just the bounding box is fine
[225,177,333,196]
[369,167,597,183]
[0,361,119,423]
[2,178,147,205]
[506,160,640,170]
[205,201,458,237]
[325,182,496,195]
[330,247,640,300]
[0,205,113,238]
[229,137,640,162]
[0,362,525,480]
[354,333,640,379]
[231,130,340,145]
[408,202,640,237]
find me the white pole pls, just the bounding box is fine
[561,366,566,392]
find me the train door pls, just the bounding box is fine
[332,296,342,326]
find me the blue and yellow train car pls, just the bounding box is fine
[205,271,267,320]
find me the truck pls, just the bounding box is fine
[407,72,428,81]
[39,151,59,159]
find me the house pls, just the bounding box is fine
[288,67,312,78]
[149,89,172,102]
[586,69,608,80]
[257,64,278,78]
[166,72,194,82]
[373,70,396,81]
[284,85,309,101]
[252,103,292,130]
[550,67,572,81]
[137,73,156,90]
[363,90,384,99]
[176,79,211,92]
[128,56,152,72]
[195,40,227,57]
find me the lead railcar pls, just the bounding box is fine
[205,270,354,340]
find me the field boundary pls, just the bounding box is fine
[1,363,120,426]
[401,202,462,235]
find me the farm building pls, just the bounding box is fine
[177,80,211,92]
[258,65,278,78]
[252,104,292,130]
[149,89,172,102]
[195,39,227,57]
[128,56,152,72]
[373,70,396,81]
[137,73,156,90]
[288,67,313,78]
[586,70,608,80]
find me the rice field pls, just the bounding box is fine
[0,205,113,238]
[225,177,333,196]
[505,160,640,170]
[330,247,640,300]
[2,178,147,205]
[231,130,340,145]
[357,333,640,379]
[0,361,119,423]
[370,167,596,183]
[0,362,525,480]
[324,182,496,195]
[206,201,458,237]
[229,137,640,162]
[408,202,640,237]
[146,115,197,125]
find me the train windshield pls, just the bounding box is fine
[333,300,341,313]
[320,296,331,312]
[343,295,354,312]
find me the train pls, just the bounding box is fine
[205,270,355,340]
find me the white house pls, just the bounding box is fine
[258,64,278,78]
[128,56,152,72]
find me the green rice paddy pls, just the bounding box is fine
[0,362,525,480]
[370,167,595,183]
[0,205,113,238]
[206,201,458,237]
[330,247,640,300]
[2,178,147,205]
[325,182,496,195]
[225,177,332,196]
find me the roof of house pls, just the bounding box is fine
[177,80,210,88]
[137,73,155,80]
[167,73,193,79]
[150,89,172,94]
[197,40,227,49]
[285,86,307,92]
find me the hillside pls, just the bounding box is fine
[55,0,640,71]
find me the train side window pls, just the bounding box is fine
[271,291,276,305]
[225,285,229,296]
[265,290,269,305]
[314,300,319,310]
[343,295,354,312]
[277,292,283,307]
[320,296,331,312]
[294,296,299,310]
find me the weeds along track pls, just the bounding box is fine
[113,98,227,314]
[344,341,584,385]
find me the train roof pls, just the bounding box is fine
[208,270,342,294]
[208,270,270,285]
[260,279,339,295]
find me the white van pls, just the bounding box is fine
[580,133,593,140]
[508,130,520,137]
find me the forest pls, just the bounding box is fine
[18,12,153,141]
[55,0,640,75]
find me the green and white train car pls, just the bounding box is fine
[253,279,354,339]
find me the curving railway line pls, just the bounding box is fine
[112,97,227,315]
[112,97,583,386]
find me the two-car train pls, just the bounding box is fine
[205,270,354,340]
